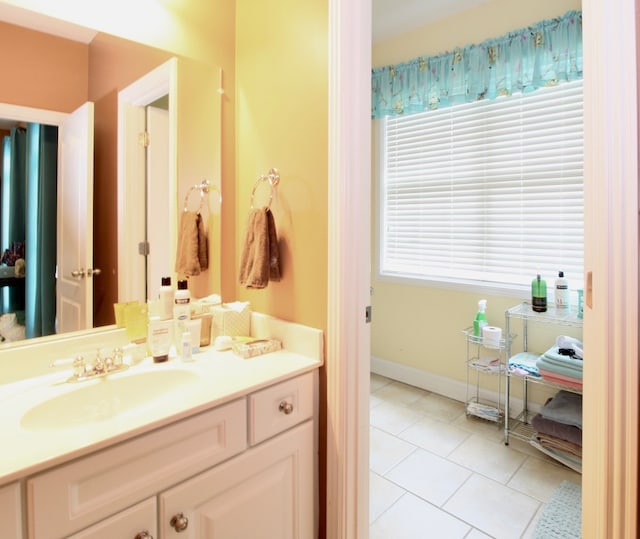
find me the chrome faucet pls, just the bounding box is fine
[52,347,128,383]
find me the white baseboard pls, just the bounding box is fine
[370,355,541,419]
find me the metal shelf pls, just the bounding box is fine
[505,302,583,328]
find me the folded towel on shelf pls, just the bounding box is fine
[542,346,584,368]
[530,438,582,473]
[239,207,281,289]
[540,390,582,428]
[531,412,582,446]
[536,433,582,458]
[536,356,583,380]
[538,368,583,390]
[175,211,208,276]
[508,351,542,377]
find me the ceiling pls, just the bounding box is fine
[0,2,96,43]
[372,0,494,43]
[0,1,493,46]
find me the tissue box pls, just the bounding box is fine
[211,302,251,339]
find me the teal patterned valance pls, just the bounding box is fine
[372,10,582,118]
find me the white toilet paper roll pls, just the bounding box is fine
[482,325,502,348]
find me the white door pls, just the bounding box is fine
[56,102,94,333]
[146,105,170,300]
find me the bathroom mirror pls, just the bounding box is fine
[0,11,221,346]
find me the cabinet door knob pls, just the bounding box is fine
[279,401,294,415]
[134,532,154,539]
[170,512,189,532]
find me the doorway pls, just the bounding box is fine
[117,58,177,305]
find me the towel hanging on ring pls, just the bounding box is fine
[239,207,280,288]
[175,211,208,276]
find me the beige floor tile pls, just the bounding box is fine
[453,413,505,443]
[370,400,424,435]
[444,474,540,539]
[372,380,428,406]
[448,433,528,484]
[370,492,471,539]
[369,426,417,475]
[508,455,582,502]
[520,503,545,539]
[398,414,471,457]
[370,372,393,392]
[369,471,405,524]
[385,448,472,506]
[465,529,493,538]
[413,392,466,421]
[370,393,384,410]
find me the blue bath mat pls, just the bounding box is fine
[533,480,581,538]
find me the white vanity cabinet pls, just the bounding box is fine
[0,482,23,539]
[24,371,317,539]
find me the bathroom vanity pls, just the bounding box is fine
[0,313,323,539]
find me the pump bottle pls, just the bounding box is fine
[473,299,488,337]
[532,274,547,313]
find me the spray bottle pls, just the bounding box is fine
[473,299,488,337]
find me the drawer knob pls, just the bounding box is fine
[134,532,153,539]
[170,512,189,532]
[279,400,294,415]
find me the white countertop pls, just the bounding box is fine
[0,314,323,486]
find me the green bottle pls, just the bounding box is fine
[532,274,547,312]
[473,299,488,336]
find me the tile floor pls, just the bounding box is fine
[369,373,581,539]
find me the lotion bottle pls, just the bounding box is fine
[555,271,569,309]
[158,276,174,320]
[173,279,191,346]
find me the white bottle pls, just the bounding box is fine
[158,276,174,320]
[173,279,191,344]
[555,271,570,309]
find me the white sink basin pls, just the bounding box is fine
[20,369,199,431]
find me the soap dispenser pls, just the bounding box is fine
[473,299,488,337]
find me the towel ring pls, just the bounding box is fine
[183,179,221,212]
[250,168,280,209]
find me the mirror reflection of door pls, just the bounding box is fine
[0,102,94,341]
[144,99,170,302]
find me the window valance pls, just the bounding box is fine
[372,10,582,118]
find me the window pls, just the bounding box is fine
[378,80,584,294]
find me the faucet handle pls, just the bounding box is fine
[72,356,86,378]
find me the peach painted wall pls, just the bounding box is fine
[370,0,582,400]
[0,20,87,111]
[87,34,172,326]
[235,0,328,333]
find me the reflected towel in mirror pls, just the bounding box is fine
[239,207,281,288]
[175,211,208,276]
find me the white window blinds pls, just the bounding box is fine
[379,79,584,292]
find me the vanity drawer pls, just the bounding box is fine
[27,398,246,539]
[248,372,315,445]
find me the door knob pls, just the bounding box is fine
[71,268,85,278]
[170,512,189,532]
[134,532,154,539]
[87,268,102,277]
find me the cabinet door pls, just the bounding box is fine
[0,482,22,539]
[160,420,315,538]
[67,498,156,539]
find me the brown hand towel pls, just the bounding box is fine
[239,207,280,288]
[175,211,208,276]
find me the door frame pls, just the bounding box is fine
[326,0,639,538]
[117,58,178,304]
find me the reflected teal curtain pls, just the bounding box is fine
[1,128,27,314]
[25,124,58,338]
[371,10,582,118]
